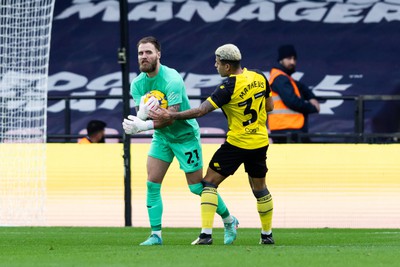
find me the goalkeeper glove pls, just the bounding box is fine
[122,115,154,135]
[136,95,159,120]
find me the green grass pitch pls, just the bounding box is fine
[0,227,398,267]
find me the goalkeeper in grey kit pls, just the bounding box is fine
[122,36,238,246]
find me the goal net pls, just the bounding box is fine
[0,0,55,225]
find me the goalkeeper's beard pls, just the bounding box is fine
[139,61,157,73]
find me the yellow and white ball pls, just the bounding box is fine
[144,90,168,109]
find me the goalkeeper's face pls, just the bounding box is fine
[138,43,160,74]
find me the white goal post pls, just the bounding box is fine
[0,0,55,225]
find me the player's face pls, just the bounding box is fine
[215,57,228,77]
[280,56,296,72]
[138,43,160,74]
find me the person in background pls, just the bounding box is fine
[122,36,236,246]
[78,120,106,144]
[149,44,275,245]
[268,45,320,143]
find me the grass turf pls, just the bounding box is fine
[0,227,399,267]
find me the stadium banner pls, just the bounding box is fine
[41,143,400,228]
[43,0,400,140]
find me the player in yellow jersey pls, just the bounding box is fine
[150,44,275,245]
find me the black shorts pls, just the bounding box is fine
[209,142,268,178]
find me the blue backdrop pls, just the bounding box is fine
[48,0,400,140]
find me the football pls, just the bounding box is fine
[144,90,168,109]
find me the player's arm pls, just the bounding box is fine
[152,103,179,128]
[265,96,274,112]
[150,100,215,121]
[264,78,274,112]
[172,100,215,120]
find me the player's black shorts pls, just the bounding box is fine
[209,142,268,178]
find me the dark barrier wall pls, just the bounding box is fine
[47,0,400,138]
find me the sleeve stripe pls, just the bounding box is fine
[207,96,219,109]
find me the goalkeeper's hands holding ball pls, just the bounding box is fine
[137,95,159,120]
[122,96,159,135]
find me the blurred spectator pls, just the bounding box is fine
[78,120,106,144]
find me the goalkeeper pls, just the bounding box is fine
[122,36,237,246]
